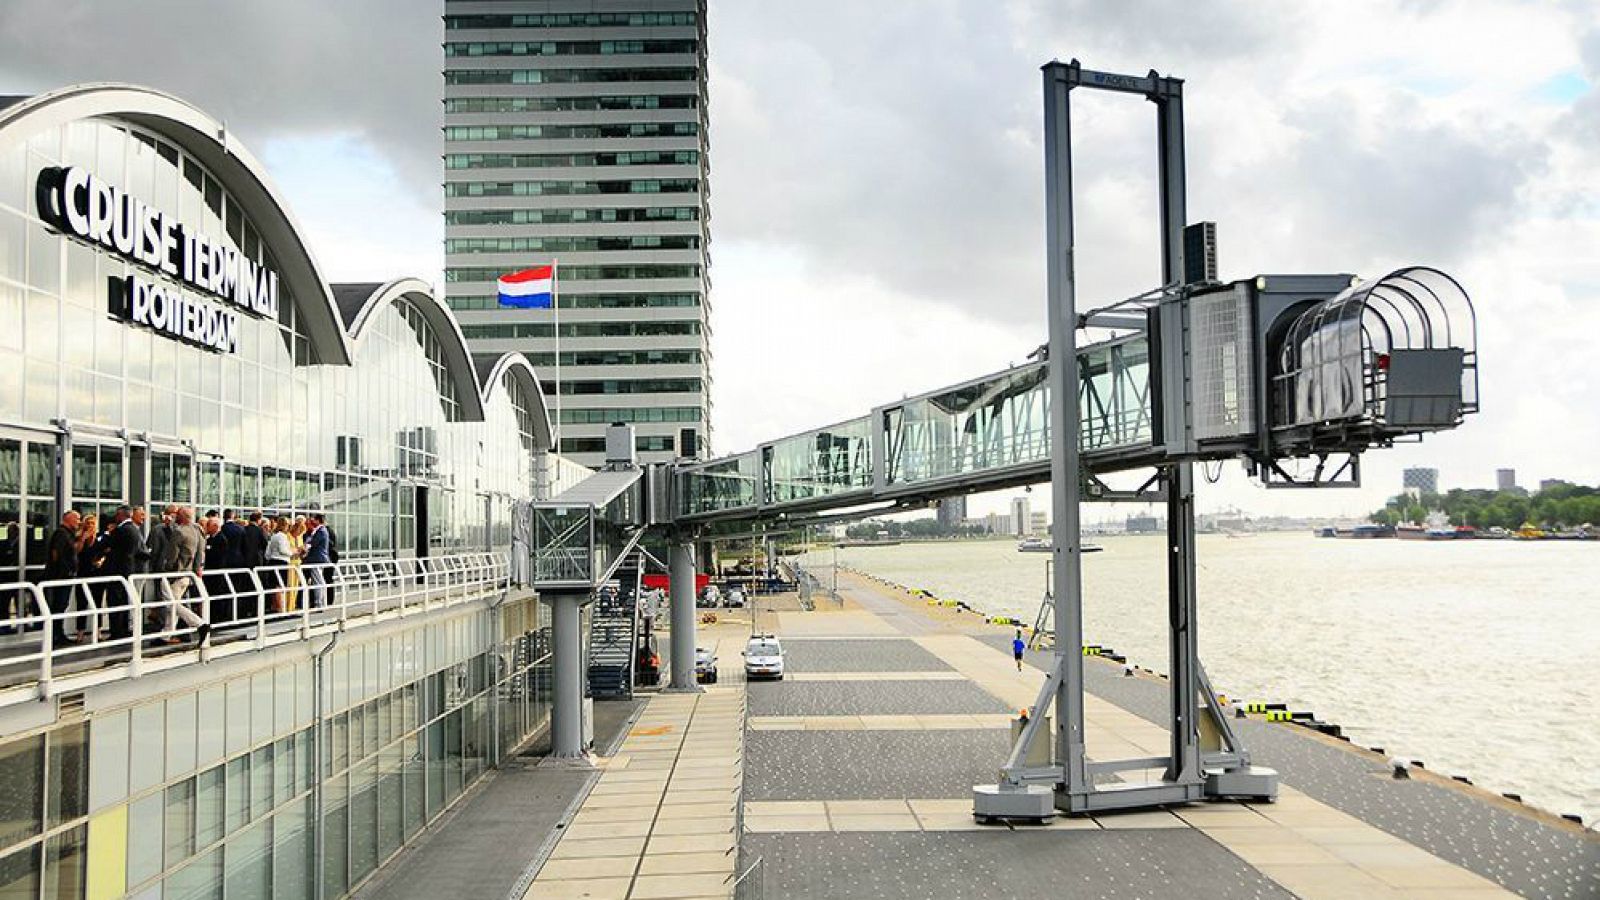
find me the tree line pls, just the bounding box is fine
[1368,481,1600,529]
[842,518,993,540]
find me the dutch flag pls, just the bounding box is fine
[497,265,554,308]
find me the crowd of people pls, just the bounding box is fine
[33,505,339,647]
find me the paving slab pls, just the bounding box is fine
[739,831,1292,900]
[744,728,1012,800]
[975,631,1599,900]
[776,638,955,672]
[746,678,1008,716]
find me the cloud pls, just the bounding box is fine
[0,0,442,191]
[0,0,1594,509]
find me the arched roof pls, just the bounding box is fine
[0,83,559,453]
[0,83,354,364]
[474,352,557,452]
[335,278,488,422]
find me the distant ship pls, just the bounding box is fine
[1017,538,1102,553]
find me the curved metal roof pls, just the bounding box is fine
[0,83,557,450]
[0,83,354,365]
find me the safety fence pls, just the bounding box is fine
[0,552,509,707]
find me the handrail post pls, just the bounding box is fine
[127,579,144,678]
[249,570,268,650]
[33,585,53,700]
[193,574,213,662]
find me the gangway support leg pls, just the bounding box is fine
[546,591,589,760]
[666,538,701,693]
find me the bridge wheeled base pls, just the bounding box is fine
[971,784,1056,823]
[1205,765,1280,802]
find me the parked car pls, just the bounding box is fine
[742,635,784,680]
[695,647,718,684]
[697,585,721,608]
[724,588,746,609]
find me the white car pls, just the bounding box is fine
[742,635,785,680]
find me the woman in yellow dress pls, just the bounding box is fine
[287,517,308,611]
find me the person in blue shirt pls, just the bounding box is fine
[1012,630,1026,671]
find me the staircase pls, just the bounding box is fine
[587,551,643,700]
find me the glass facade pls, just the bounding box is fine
[0,83,581,900]
[0,599,554,900]
[0,111,555,583]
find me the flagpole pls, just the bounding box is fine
[552,257,561,451]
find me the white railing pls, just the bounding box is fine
[0,552,509,707]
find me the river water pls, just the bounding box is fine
[819,534,1600,825]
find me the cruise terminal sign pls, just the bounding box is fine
[36,165,280,353]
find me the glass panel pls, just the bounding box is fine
[165,846,221,900]
[42,822,87,900]
[443,709,463,803]
[224,816,271,900]
[129,702,166,793]
[348,759,377,882]
[26,444,53,499]
[249,745,273,821]
[401,735,423,838]
[46,722,88,827]
[321,775,347,899]
[0,844,40,900]
[225,756,249,834]
[272,798,312,900]
[424,721,443,818]
[165,777,196,869]
[0,440,18,494]
[126,792,164,887]
[195,765,225,849]
[0,733,44,848]
[377,745,403,860]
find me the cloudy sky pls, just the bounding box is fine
[2,0,1595,519]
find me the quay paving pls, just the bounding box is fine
[362,575,1596,899]
[973,632,1600,900]
[729,572,1586,900]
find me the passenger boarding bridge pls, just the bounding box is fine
[526,61,1479,820]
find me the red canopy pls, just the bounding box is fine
[642,572,710,593]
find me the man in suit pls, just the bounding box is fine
[160,506,209,645]
[237,511,269,619]
[44,509,81,645]
[101,506,144,640]
[303,513,331,609]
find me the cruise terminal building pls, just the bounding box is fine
[0,85,590,898]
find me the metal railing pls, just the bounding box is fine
[0,551,509,707]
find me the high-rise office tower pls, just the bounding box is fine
[1402,466,1439,496]
[442,1,712,466]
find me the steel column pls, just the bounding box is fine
[667,538,700,691]
[1151,79,1203,787]
[1042,61,1090,803]
[547,591,586,757]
